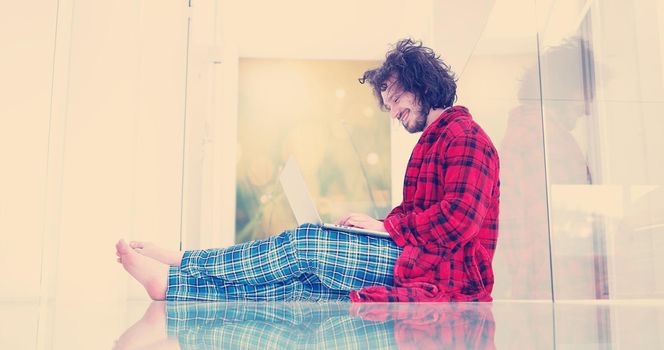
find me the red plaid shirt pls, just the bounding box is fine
[351,106,500,302]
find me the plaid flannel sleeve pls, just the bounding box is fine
[384,134,499,248]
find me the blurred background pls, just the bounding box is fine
[1,0,664,346]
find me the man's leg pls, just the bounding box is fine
[166,269,350,301]
[167,224,402,301]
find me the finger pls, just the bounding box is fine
[129,241,144,249]
[336,214,350,225]
[345,218,359,226]
[344,217,360,228]
[341,213,367,226]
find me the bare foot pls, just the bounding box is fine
[116,239,169,300]
[130,241,185,267]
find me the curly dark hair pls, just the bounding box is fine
[359,38,457,113]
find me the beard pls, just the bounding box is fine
[404,110,427,133]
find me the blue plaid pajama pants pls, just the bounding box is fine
[166,224,403,301]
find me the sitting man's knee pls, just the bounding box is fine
[290,223,324,245]
[297,223,320,230]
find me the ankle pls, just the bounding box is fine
[174,251,185,266]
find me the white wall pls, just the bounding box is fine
[51,0,188,302]
[0,1,58,301]
[0,0,191,303]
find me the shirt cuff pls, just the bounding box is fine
[384,216,408,247]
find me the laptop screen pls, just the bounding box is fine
[279,157,323,226]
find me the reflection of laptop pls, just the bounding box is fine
[279,156,391,238]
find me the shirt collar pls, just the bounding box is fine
[423,105,470,135]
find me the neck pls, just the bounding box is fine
[424,107,450,129]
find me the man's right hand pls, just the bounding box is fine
[336,213,387,232]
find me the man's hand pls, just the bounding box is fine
[336,213,387,232]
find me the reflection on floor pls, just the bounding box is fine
[117,302,495,349]
[2,300,664,349]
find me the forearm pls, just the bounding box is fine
[384,198,486,248]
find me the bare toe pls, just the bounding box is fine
[116,239,131,254]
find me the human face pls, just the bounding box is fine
[380,77,427,133]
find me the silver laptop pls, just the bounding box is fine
[279,156,391,238]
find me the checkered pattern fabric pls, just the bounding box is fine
[166,224,402,301]
[165,302,396,350]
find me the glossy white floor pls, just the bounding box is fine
[3,299,664,349]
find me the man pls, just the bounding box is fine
[116,38,500,302]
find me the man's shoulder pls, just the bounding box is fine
[438,114,483,139]
[439,115,497,153]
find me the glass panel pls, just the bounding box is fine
[460,0,552,299]
[541,0,664,299]
[593,0,664,297]
[598,102,664,299]
[235,59,390,242]
[539,35,600,299]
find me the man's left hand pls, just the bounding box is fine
[335,213,387,232]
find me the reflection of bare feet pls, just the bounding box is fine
[116,239,169,300]
[114,302,168,350]
[130,241,185,267]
